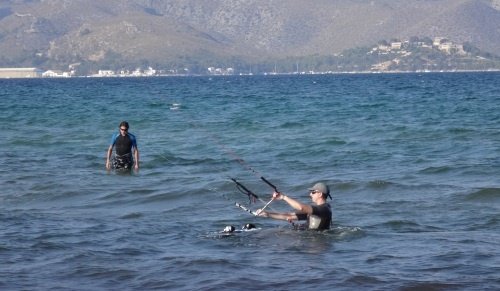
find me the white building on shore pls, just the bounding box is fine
[42,70,71,78]
[0,68,43,78]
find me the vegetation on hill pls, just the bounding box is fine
[261,37,500,75]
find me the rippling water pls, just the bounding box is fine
[1,73,499,290]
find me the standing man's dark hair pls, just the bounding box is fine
[119,121,129,130]
[106,121,139,171]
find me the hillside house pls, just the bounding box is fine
[438,42,466,55]
[391,42,402,50]
[433,37,446,47]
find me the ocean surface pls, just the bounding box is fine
[1,73,499,290]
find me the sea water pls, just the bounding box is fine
[1,73,499,290]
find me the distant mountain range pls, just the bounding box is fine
[1,0,499,74]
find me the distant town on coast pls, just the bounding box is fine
[1,36,500,79]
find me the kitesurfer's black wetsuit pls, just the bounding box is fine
[296,203,332,230]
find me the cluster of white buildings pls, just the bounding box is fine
[91,67,157,77]
[0,66,161,78]
[371,36,467,56]
[42,70,73,77]
[207,67,234,75]
[369,36,468,71]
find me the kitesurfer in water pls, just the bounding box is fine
[105,121,140,171]
[257,182,332,230]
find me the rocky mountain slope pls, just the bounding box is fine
[1,0,499,72]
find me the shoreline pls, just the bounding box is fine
[1,68,500,79]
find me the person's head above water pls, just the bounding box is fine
[308,182,332,200]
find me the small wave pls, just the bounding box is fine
[367,180,395,189]
[128,188,156,195]
[321,137,347,146]
[147,101,167,108]
[401,282,468,290]
[335,181,360,191]
[280,121,305,128]
[342,274,385,285]
[149,153,221,167]
[420,166,451,174]
[119,212,143,219]
[170,103,182,110]
[485,216,500,228]
[448,127,474,134]
[140,191,188,204]
[160,256,233,268]
[330,225,365,240]
[373,220,442,233]
[465,188,500,202]
[30,240,68,251]
[365,254,400,264]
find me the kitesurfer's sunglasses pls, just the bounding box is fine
[309,190,321,195]
[120,127,128,132]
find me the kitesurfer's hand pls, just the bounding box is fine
[256,209,268,217]
[272,191,284,200]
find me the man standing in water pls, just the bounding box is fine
[257,182,332,230]
[106,121,139,171]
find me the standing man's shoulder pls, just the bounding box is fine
[127,132,137,140]
[110,132,120,145]
[127,132,138,146]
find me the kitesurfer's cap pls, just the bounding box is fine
[309,182,332,199]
